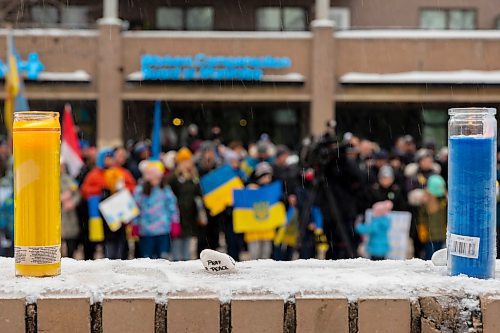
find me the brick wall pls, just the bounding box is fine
[1,293,499,332]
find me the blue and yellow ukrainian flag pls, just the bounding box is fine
[233,181,286,233]
[4,30,29,134]
[200,165,244,216]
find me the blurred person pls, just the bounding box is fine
[185,124,203,153]
[402,135,417,165]
[241,140,273,178]
[228,140,247,160]
[196,142,222,253]
[272,145,297,197]
[418,175,447,260]
[369,165,407,212]
[220,149,246,261]
[294,169,325,260]
[80,148,115,259]
[167,147,202,261]
[0,137,10,178]
[405,148,440,259]
[357,139,374,170]
[106,148,137,259]
[436,147,449,183]
[61,163,81,258]
[106,147,137,195]
[133,161,179,259]
[388,153,407,191]
[355,200,393,261]
[366,149,389,185]
[0,161,14,257]
[128,141,150,180]
[273,194,300,261]
[245,162,276,260]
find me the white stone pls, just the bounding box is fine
[200,249,237,274]
[431,248,447,266]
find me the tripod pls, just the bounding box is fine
[298,168,355,259]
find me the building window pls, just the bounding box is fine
[420,9,476,29]
[186,7,214,31]
[31,5,59,26]
[329,7,350,30]
[156,6,214,30]
[256,7,308,31]
[61,6,89,28]
[495,16,500,29]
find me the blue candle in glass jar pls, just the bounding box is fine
[448,108,497,279]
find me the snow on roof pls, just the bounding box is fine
[126,71,305,83]
[336,30,500,40]
[36,70,91,82]
[123,30,311,39]
[1,257,500,304]
[0,29,98,37]
[341,70,500,84]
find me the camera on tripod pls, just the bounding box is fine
[300,119,347,169]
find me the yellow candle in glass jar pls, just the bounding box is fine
[13,111,61,277]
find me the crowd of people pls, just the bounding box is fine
[0,124,494,262]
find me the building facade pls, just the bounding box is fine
[1,0,500,148]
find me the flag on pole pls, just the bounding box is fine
[61,103,84,177]
[151,100,162,160]
[4,30,29,134]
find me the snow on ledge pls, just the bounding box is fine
[1,257,500,304]
[336,29,500,40]
[36,70,91,82]
[123,30,311,39]
[341,70,500,84]
[0,29,98,37]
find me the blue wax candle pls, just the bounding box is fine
[448,136,496,279]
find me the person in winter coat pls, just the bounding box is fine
[418,175,447,260]
[355,200,392,260]
[368,165,407,212]
[81,148,135,259]
[61,164,81,258]
[167,147,203,261]
[245,162,276,260]
[134,161,179,259]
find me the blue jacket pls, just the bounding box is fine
[133,185,179,237]
[355,215,391,257]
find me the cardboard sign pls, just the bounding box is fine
[364,210,412,260]
[99,189,139,232]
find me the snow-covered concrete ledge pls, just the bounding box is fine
[1,258,500,332]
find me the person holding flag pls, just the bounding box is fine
[4,29,29,137]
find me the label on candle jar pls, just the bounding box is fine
[14,245,61,265]
[449,234,480,259]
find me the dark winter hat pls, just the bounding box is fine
[275,145,290,158]
[373,149,389,160]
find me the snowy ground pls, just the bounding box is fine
[1,258,500,304]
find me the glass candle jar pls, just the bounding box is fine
[13,111,61,277]
[447,107,496,279]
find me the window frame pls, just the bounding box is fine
[156,6,215,31]
[419,8,477,30]
[256,6,308,32]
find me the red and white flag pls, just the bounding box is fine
[61,103,84,177]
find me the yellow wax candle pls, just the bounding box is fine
[13,111,61,277]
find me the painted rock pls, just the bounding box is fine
[431,248,447,266]
[200,249,237,274]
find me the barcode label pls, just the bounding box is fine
[449,234,480,259]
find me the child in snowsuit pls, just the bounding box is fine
[356,200,392,260]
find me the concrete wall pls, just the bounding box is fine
[2,293,500,332]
